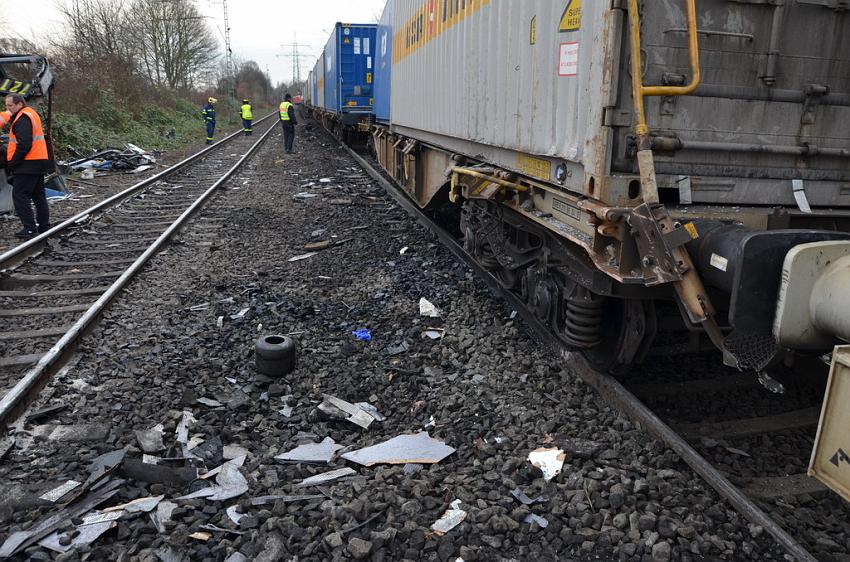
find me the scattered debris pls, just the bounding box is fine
[104,495,164,514]
[230,307,250,320]
[385,341,410,356]
[341,432,455,466]
[121,459,198,485]
[293,192,319,200]
[419,298,442,318]
[511,487,548,506]
[355,402,386,422]
[726,446,751,457]
[38,514,118,554]
[528,448,566,481]
[400,246,409,255]
[226,505,246,526]
[249,494,324,507]
[275,437,342,464]
[135,424,166,453]
[197,397,224,408]
[199,455,247,480]
[175,411,197,459]
[189,531,212,541]
[279,402,294,418]
[150,500,177,533]
[223,445,250,460]
[60,143,157,174]
[318,395,381,429]
[296,467,357,488]
[430,500,466,536]
[0,479,123,557]
[39,480,81,503]
[352,329,372,342]
[178,463,248,501]
[305,240,332,251]
[26,404,68,423]
[424,329,445,340]
[524,514,549,528]
[289,252,318,262]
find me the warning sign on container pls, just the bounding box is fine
[560,0,582,32]
[558,42,579,76]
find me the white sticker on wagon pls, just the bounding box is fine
[558,42,579,77]
[710,253,729,272]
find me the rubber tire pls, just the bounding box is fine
[255,335,296,377]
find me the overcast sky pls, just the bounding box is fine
[5,0,388,85]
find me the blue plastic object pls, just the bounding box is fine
[352,328,372,342]
[323,22,377,115]
[45,188,68,200]
[374,3,393,123]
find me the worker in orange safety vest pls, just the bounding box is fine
[4,94,50,238]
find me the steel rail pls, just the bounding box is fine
[0,117,279,427]
[339,144,819,562]
[0,111,277,271]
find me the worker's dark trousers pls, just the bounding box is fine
[282,123,295,153]
[206,121,216,143]
[12,173,49,232]
[242,119,252,136]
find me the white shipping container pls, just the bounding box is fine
[316,54,326,109]
[389,0,613,188]
[386,0,850,205]
[305,71,314,105]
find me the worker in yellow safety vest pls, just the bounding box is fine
[279,94,298,154]
[4,94,50,239]
[240,99,253,136]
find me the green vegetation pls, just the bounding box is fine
[50,91,256,157]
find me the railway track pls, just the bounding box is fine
[340,143,834,562]
[0,113,279,426]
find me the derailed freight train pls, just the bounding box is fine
[317,1,850,377]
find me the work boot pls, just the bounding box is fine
[38,224,51,234]
[15,228,36,239]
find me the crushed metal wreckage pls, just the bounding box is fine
[59,143,157,175]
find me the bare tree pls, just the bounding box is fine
[55,0,136,65]
[234,61,273,103]
[133,0,220,90]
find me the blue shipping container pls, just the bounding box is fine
[374,4,393,123]
[323,22,377,115]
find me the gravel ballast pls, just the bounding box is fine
[0,123,830,561]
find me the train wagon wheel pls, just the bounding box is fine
[581,299,657,377]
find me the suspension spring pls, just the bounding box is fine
[563,298,603,349]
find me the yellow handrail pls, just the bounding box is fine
[628,0,701,137]
[449,166,528,203]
